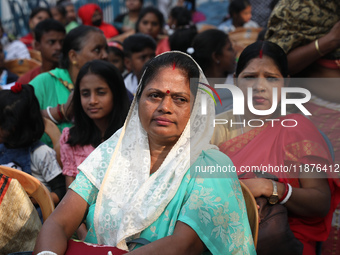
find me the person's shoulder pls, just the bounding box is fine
[284,113,315,127]
[244,20,259,28]
[30,70,53,83]
[201,148,233,164]
[114,13,127,22]
[18,66,41,84]
[280,113,321,137]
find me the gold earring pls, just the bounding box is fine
[72,61,77,65]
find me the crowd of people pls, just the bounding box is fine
[0,0,339,254]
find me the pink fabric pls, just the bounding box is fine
[60,127,95,177]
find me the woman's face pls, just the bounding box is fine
[80,73,114,124]
[29,11,51,29]
[138,13,161,39]
[138,67,192,145]
[237,55,284,119]
[74,31,108,69]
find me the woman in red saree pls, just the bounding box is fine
[212,41,340,255]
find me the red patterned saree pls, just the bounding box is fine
[218,113,340,255]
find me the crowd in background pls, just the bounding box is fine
[0,0,339,254]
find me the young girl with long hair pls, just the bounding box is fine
[60,59,130,188]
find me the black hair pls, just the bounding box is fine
[235,41,289,78]
[123,33,156,57]
[191,29,230,72]
[169,6,192,27]
[60,25,103,69]
[229,0,250,17]
[0,85,44,148]
[135,6,165,33]
[68,60,130,147]
[29,7,52,19]
[51,4,67,18]
[169,26,197,53]
[137,52,199,100]
[34,18,66,42]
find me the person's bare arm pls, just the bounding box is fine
[241,171,331,217]
[33,189,88,254]
[287,21,340,75]
[128,221,206,255]
[65,175,75,188]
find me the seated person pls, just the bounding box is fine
[108,41,125,74]
[0,83,65,207]
[77,3,119,39]
[218,0,259,34]
[57,0,79,33]
[135,6,169,55]
[123,33,156,95]
[18,19,66,84]
[29,25,109,148]
[20,7,52,49]
[33,51,256,255]
[211,41,340,255]
[0,21,30,61]
[0,42,18,87]
[114,0,143,33]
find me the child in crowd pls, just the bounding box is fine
[108,41,125,74]
[20,7,52,49]
[123,33,156,95]
[59,60,130,239]
[60,59,130,188]
[114,0,143,33]
[0,83,65,206]
[0,42,18,87]
[218,0,259,34]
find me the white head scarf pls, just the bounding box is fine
[79,51,217,250]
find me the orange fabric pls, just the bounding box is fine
[78,3,119,39]
[219,113,340,255]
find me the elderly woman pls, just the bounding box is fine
[211,41,340,255]
[33,52,255,254]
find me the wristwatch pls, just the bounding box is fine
[268,180,279,204]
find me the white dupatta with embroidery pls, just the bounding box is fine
[79,51,217,250]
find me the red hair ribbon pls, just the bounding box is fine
[11,82,23,93]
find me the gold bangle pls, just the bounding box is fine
[315,39,323,56]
